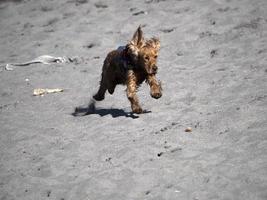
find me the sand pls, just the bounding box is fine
[0,0,267,199]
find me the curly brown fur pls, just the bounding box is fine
[93,26,162,114]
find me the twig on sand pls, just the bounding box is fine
[33,88,64,96]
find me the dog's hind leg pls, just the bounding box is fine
[93,84,106,101]
[93,72,107,101]
[107,80,116,94]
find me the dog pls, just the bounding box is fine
[93,26,162,114]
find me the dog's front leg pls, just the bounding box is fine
[147,75,162,99]
[126,70,143,114]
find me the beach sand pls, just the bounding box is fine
[0,0,267,199]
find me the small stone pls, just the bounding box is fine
[185,127,192,132]
[157,152,164,157]
[105,157,112,162]
[210,49,218,58]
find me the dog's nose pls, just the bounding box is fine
[152,65,158,72]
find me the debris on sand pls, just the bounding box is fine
[157,152,164,157]
[185,127,192,132]
[33,88,64,96]
[132,11,147,16]
[94,2,108,8]
[210,49,218,58]
[4,55,74,71]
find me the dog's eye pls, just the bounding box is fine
[154,55,158,59]
[144,56,149,61]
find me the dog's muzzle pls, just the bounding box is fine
[153,65,158,73]
[149,65,158,75]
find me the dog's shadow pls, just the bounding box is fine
[72,100,150,119]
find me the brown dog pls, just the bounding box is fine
[93,26,162,114]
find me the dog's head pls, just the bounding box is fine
[126,26,160,75]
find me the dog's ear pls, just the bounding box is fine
[130,26,144,47]
[151,37,160,51]
[126,26,144,61]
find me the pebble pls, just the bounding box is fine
[185,127,192,132]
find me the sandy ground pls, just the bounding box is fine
[1,0,267,199]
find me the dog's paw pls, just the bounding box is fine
[93,94,105,101]
[132,106,143,114]
[150,83,162,99]
[151,91,162,99]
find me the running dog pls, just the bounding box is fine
[93,26,162,114]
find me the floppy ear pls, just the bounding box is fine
[130,26,144,47]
